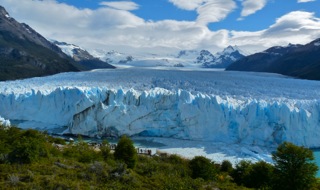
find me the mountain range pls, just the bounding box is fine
[1,4,320,81]
[57,43,245,68]
[177,46,246,68]
[227,39,320,80]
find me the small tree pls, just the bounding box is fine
[220,160,233,173]
[100,140,111,161]
[249,161,273,189]
[231,160,252,186]
[114,136,137,169]
[189,156,216,180]
[272,142,318,190]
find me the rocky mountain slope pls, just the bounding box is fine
[0,6,80,81]
[227,39,320,80]
[52,41,115,70]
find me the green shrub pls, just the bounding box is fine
[8,129,49,164]
[220,160,233,173]
[231,160,252,186]
[189,156,217,181]
[114,136,137,169]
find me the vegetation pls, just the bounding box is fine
[0,124,319,189]
[272,142,319,190]
[114,135,137,169]
[189,156,217,180]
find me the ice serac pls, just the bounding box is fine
[1,85,320,148]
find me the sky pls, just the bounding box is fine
[1,0,320,55]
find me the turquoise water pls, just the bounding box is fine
[314,150,320,177]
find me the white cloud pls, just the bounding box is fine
[169,0,236,25]
[231,11,320,52]
[196,0,237,25]
[298,0,316,3]
[0,0,319,55]
[100,1,139,11]
[168,0,205,10]
[240,0,267,18]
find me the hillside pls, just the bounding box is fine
[0,6,79,81]
[52,41,115,70]
[227,39,320,80]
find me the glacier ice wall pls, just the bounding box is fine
[1,86,320,147]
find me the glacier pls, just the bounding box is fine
[1,67,320,148]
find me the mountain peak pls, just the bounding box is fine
[0,6,10,18]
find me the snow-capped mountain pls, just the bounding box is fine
[207,46,246,68]
[195,50,216,66]
[176,46,245,68]
[52,40,115,70]
[52,41,93,61]
[90,49,134,65]
[227,38,320,80]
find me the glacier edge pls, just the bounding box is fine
[1,86,320,148]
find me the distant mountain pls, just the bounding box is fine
[52,41,115,70]
[227,39,320,80]
[90,50,134,65]
[177,46,245,68]
[0,6,80,81]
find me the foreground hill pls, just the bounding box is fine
[227,38,320,80]
[0,6,80,81]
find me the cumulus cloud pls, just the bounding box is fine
[169,0,236,25]
[231,11,320,52]
[100,1,139,11]
[168,0,205,10]
[298,0,316,3]
[0,0,319,55]
[239,0,267,19]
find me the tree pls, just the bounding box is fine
[100,140,111,161]
[272,142,318,190]
[189,156,216,180]
[231,160,252,186]
[220,160,233,173]
[249,161,273,189]
[114,136,137,169]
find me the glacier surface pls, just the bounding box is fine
[1,68,320,148]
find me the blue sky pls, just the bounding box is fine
[1,0,320,54]
[56,0,320,31]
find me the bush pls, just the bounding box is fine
[114,136,137,169]
[231,160,252,186]
[220,160,233,173]
[8,129,49,164]
[189,156,217,180]
[249,161,273,189]
[63,141,101,163]
[100,140,111,161]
